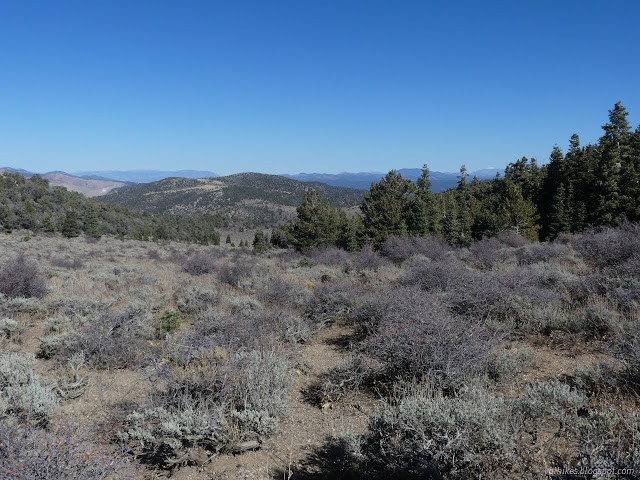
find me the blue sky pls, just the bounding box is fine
[1,1,639,176]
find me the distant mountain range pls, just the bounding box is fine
[73,169,219,183]
[1,166,504,201]
[283,168,502,192]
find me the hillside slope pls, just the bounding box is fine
[99,172,365,224]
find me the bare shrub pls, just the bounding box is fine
[218,258,255,287]
[176,286,220,316]
[147,248,162,260]
[366,289,502,388]
[306,354,369,406]
[181,252,217,275]
[573,222,640,268]
[615,331,640,390]
[50,256,84,269]
[73,312,147,369]
[351,245,390,272]
[308,246,352,266]
[516,242,572,265]
[0,254,47,299]
[0,419,132,479]
[307,280,361,326]
[497,230,531,248]
[379,235,450,264]
[255,274,309,308]
[469,236,510,269]
[400,257,469,292]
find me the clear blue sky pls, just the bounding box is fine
[1,1,639,176]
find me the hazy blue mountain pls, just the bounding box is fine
[73,170,219,183]
[283,168,502,192]
[0,167,35,177]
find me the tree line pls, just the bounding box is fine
[0,173,221,244]
[286,102,640,250]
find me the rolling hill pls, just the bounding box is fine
[99,172,365,225]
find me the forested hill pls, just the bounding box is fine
[99,172,365,225]
[0,173,222,244]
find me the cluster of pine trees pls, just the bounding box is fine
[288,102,640,250]
[0,173,221,244]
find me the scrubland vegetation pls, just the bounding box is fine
[1,222,639,479]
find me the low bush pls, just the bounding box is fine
[218,258,255,287]
[0,254,47,299]
[487,348,533,383]
[50,256,84,269]
[0,352,58,419]
[573,222,640,268]
[180,252,217,276]
[306,280,361,326]
[122,344,291,466]
[0,317,26,342]
[0,419,131,479]
[366,289,502,388]
[379,235,450,264]
[469,236,510,269]
[308,246,352,266]
[176,286,220,316]
[73,312,146,369]
[516,242,572,265]
[351,245,390,272]
[306,354,369,406]
[364,382,515,479]
[497,230,530,248]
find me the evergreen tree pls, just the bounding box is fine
[548,183,570,239]
[252,230,268,254]
[412,164,439,234]
[501,183,540,241]
[540,145,566,239]
[290,190,342,251]
[225,234,232,244]
[361,170,416,246]
[596,102,632,225]
[441,195,460,245]
[61,210,80,238]
[456,165,472,245]
[83,206,102,239]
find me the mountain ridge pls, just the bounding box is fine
[99,172,365,225]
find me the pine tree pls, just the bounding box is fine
[61,210,80,238]
[290,190,342,251]
[412,164,439,234]
[361,170,416,246]
[548,183,570,239]
[252,230,268,254]
[441,195,460,245]
[83,206,102,239]
[501,183,541,241]
[456,165,472,245]
[540,145,566,239]
[225,234,232,244]
[596,102,632,225]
